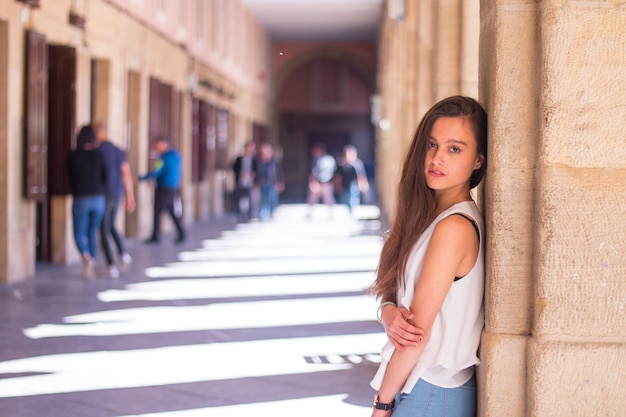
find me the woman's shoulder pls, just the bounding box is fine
[432,201,482,236]
[441,200,481,222]
[431,213,476,241]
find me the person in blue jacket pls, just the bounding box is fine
[138,137,186,244]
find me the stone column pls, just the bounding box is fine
[416,0,434,120]
[434,0,462,100]
[480,1,626,416]
[529,2,626,415]
[479,1,538,414]
[376,1,425,219]
[460,0,479,97]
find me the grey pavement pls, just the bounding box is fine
[0,204,386,416]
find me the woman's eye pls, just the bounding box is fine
[428,142,437,148]
[450,147,460,153]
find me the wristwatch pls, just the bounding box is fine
[372,395,395,411]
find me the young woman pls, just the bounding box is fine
[67,125,107,280]
[370,96,487,417]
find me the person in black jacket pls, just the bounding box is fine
[232,142,257,222]
[256,143,284,221]
[67,125,107,280]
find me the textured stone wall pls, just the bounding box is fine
[480,1,626,416]
[478,1,538,414]
[377,0,626,415]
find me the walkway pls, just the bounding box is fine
[0,204,386,416]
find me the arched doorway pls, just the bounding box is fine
[275,49,376,202]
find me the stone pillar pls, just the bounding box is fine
[480,1,626,416]
[125,69,143,238]
[529,2,626,415]
[479,1,537,414]
[460,0,479,97]
[416,0,434,123]
[434,0,462,100]
[0,19,10,282]
[0,19,36,282]
[376,1,424,219]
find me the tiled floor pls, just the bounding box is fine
[0,204,385,416]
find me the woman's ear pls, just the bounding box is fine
[474,154,485,170]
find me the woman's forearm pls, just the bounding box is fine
[376,338,427,403]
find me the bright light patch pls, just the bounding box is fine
[99,272,374,302]
[23,296,379,338]
[145,257,379,278]
[0,334,385,397]
[179,240,381,261]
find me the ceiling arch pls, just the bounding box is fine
[275,47,376,99]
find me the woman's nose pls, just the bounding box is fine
[430,150,443,165]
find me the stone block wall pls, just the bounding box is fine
[480,1,626,415]
[377,0,626,415]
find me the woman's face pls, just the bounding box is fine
[424,117,483,194]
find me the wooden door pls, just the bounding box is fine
[24,30,49,260]
[47,44,76,196]
[215,109,229,170]
[191,98,209,183]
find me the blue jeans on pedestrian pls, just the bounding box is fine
[100,196,127,266]
[338,182,361,213]
[259,184,278,220]
[391,373,477,417]
[72,195,105,259]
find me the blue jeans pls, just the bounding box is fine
[391,373,477,417]
[72,195,105,259]
[259,184,278,220]
[100,196,127,266]
[338,182,361,212]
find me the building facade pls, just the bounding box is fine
[0,0,624,415]
[0,0,274,280]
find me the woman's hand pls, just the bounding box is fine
[381,304,423,351]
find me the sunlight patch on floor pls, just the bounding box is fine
[98,272,375,302]
[0,333,385,397]
[23,296,378,338]
[115,394,366,417]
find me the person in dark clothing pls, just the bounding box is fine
[336,145,369,213]
[232,142,257,222]
[256,143,284,221]
[94,122,135,278]
[138,137,186,244]
[306,143,336,218]
[67,124,107,280]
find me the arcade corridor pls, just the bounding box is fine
[0,204,385,416]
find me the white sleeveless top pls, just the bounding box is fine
[371,201,485,392]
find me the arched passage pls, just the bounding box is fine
[275,47,377,202]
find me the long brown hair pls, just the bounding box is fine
[370,96,487,302]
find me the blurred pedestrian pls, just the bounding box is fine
[335,145,369,213]
[138,137,186,244]
[67,124,107,280]
[255,143,284,221]
[306,143,336,216]
[94,122,135,278]
[232,142,257,222]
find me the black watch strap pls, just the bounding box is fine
[373,395,395,411]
